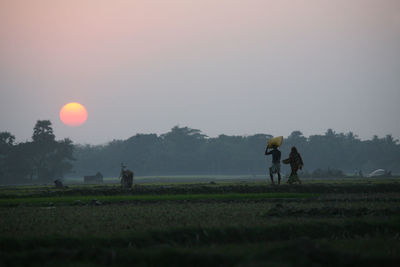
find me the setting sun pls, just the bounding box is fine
[59,102,88,127]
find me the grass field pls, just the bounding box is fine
[1,178,399,266]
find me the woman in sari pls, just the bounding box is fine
[283,147,304,184]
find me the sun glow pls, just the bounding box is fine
[59,102,88,127]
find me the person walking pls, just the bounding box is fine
[265,145,281,184]
[283,146,304,184]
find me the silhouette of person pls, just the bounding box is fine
[283,146,304,184]
[265,145,281,184]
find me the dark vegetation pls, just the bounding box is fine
[0,180,399,266]
[2,123,399,184]
[73,126,400,177]
[0,120,74,184]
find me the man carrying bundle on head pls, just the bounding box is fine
[283,146,304,184]
[265,136,283,185]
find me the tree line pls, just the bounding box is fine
[72,126,400,178]
[1,123,399,184]
[0,120,74,184]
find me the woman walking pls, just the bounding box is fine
[283,147,304,184]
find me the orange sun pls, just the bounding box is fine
[59,102,88,127]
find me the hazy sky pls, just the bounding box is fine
[1,0,399,144]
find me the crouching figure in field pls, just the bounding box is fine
[120,163,134,188]
[54,179,65,188]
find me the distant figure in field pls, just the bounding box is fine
[120,163,134,188]
[54,179,64,188]
[265,145,282,184]
[283,147,304,184]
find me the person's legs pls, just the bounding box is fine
[269,167,275,184]
[294,169,301,184]
[287,168,296,184]
[290,168,302,184]
[276,164,281,185]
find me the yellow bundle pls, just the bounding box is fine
[267,136,283,148]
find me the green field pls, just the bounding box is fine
[1,178,400,266]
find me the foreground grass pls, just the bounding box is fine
[1,179,400,266]
[2,238,399,267]
[2,201,399,238]
[1,220,400,267]
[0,192,318,206]
[1,179,400,200]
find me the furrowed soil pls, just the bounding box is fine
[0,179,400,266]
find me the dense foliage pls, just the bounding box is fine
[0,120,74,184]
[72,126,400,177]
[1,124,399,182]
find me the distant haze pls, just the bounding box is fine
[1,0,399,144]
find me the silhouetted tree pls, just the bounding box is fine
[30,120,74,182]
[0,132,15,146]
[0,132,16,183]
